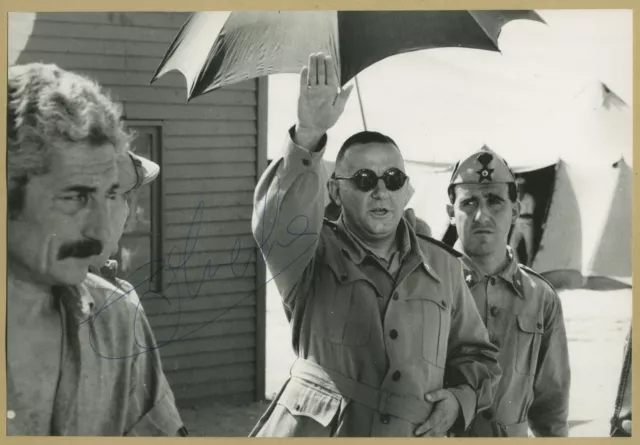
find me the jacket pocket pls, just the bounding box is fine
[311,280,374,346]
[515,315,544,375]
[278,379,342,428]
[406,294,451,368]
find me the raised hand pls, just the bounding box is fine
[294,52,354,150]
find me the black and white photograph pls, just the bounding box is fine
[6,9,632,437]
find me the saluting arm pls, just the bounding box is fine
[252,126,327,311]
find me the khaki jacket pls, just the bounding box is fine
[250,128,501,437]
[455,248,571,437]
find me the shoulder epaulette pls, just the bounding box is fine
[518,264,558,292]
[416,233,462,258]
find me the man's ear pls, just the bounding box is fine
[512,200,521,224]
[446,203,456,226]
[405,178,414,208]
[328,178,341,206]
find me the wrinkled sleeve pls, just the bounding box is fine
[528,288,571,437]
[252,125,328,315]
[444,261,501,432]
[124,308,186,437]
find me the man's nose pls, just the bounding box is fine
[473,203,491,223]
[83,198,112,244]
[371,178,390,199]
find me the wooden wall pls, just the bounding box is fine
[9,11,268,405]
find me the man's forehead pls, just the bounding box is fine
[456,182,509,196]
[47,142,118,187]
[341,142,404,169]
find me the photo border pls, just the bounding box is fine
[1,1,636,444]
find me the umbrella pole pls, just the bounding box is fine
[354,76,368,131]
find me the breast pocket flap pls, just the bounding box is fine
[516,315,544,335]
[405,294,450,311]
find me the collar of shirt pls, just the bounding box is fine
[52,280,97,321]
[335,216,440,282]
[457,245,525,299]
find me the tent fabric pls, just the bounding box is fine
[585,159,632,281]
[530,161,583,277]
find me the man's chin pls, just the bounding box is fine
[464,240,503,257]
[364,221,398,239]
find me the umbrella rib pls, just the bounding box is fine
[466,11,502,52]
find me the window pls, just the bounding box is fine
[116,124,162,292]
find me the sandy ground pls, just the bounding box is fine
[180,281,632,437]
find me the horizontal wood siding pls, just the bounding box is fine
[11,12,261,404]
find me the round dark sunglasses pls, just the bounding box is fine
[334,168,409,192]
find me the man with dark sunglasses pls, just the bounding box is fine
[437,148,570,437]
[250,52,501,438]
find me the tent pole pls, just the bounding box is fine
[354,75,368,131]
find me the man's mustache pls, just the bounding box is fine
[57,239,104,260]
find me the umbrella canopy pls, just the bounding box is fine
[151,10,544,100]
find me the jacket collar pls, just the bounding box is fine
[336,215,411,265]
[335,216,440,282]
[455,243,525,299]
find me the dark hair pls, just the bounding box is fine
[447,183,519,204]
[335,131,399,166]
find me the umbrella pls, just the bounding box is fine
[151,10,545,100]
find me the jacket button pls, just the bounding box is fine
[441,300,447,308]
[392,370,402,381]
[389,329,398,339]
[489,277,496,285]
[490,306,499,317]
[341,273,348,282]
[302,159,310,166]
[537,322,543,330]
[392,292,399,301]
[380,413,390,424]
[482,411,492,420]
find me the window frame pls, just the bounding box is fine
[118,120,164,293]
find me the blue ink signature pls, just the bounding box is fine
[83,173,322,360]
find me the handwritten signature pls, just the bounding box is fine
[83,173,322,359]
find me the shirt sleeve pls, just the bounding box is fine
[123,308,186,436]
[252,125,328,314]
[444,261,502,432]
[527,288,571,437]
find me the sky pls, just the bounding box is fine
[267,9,633,166]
